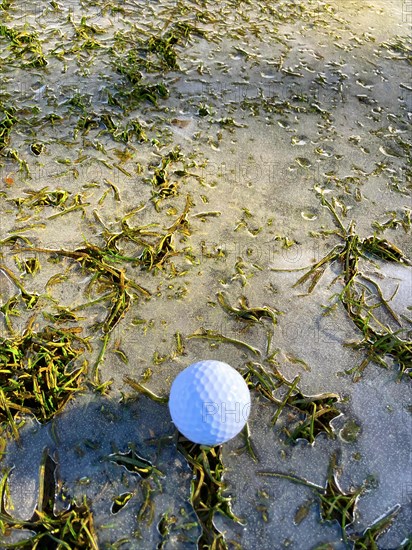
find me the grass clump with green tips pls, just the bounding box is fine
[0,325,89,439]
[258,453,377,545]
[178,440,241,550]
[0,24,47,67]
[0,450,98,549]
[0,102,17,151]
[279,190,412,381]
[282,390,340,445]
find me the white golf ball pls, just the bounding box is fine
[168,360,251,446]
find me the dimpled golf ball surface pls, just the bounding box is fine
[168,360,251,446]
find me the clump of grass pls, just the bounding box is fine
[147,147,188,211]
[105,194,192,271]
[14,255,41,276]
[10,187,69,209]
[156,509,200,549]
[8,187,89,221]
[99,114,149,143]
[319,460,362,533]
[0,324,89,438]
[16,243,147,331]
[13,242,148,386]
[4,148,30,176]
[113,49,169,109]
[352,505,400,549]
[178,440,241,550]
[0,24,47,67]
[372,209,411,234]
[0,450,98,549]
[217,292,281,326]
[138,233,176,271]
[145,21,207,71]
[258,453,367,544]
[243,361,287,403]
[111,22,207,111]
[0,263,39,315]
[0,1,12,11]
[244,365,340,445]
[68,14,105,51]
[114,21,206,74]
[0,102,17,151]
[147,34,180,71]
[286,192,412,380]
[188,328,262,357]
[346,325,412,380]
[282,391,340,445]
[381,36,412,61]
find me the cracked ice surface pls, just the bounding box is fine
[0,0,411,547]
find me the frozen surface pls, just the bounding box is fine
[2,394,200,548]
[0,0,411,548]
